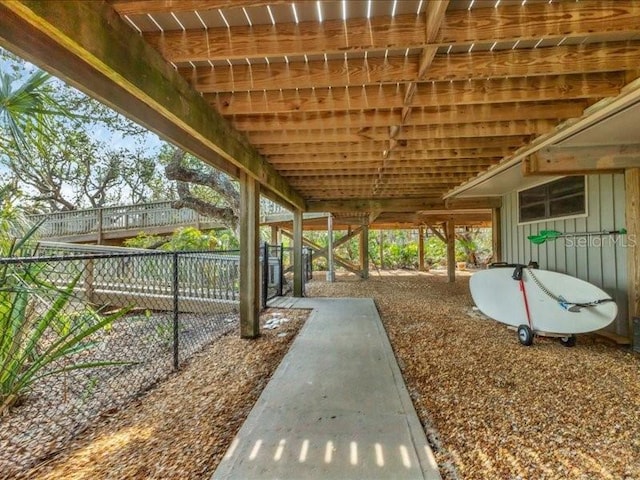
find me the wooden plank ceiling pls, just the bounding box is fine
[107,0,640,224]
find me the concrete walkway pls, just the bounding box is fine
[212,298,441,480]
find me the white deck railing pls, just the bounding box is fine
[29,199,291,239]
[29,201,211,238]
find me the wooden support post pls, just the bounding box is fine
[239,172,260,339]
[326,214,335,282]
[270,225,280,245]
[293,209,304,297]
[360,224,369,279]
[446,221,456,283]
[492,207,502,263]
[96,208,103,245]
[379,229,384,270]
[625,168,640,341]
[418,227,425,271]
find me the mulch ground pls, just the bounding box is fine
[9,271,640,479]
[307,270,640,480]
[13,308,309,480]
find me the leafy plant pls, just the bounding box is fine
[0,226,130,414]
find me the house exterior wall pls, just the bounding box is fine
[501,173,629,337]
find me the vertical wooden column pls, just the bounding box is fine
[326,214,335,282]
[446,221,456,283]
[379,229,384,269]
[96,208,103,245]
[359,224,369,279]
[625,168,640,341]
[270,225,280,244]
[293,208,304,297]
[239,172,260,338]
[418,227,425,271]
[492,207,502,263]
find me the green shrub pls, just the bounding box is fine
[0,226,130,414]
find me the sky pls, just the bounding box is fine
[0,47,165,167]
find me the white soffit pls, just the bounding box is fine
[451,90,640,198]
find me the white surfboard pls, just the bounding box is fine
[470,265,617,345]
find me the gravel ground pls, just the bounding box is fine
[10,308,309,480]
[307,270,640,480]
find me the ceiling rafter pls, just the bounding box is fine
[16,0,640,223]
[108,1,300,16]
[180,41,640,93]
[227,101,585,131]
[139,1,640,63]
[210,72,626,114]
[257,136,533,155]
[244,119,556,144]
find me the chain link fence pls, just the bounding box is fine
[0,246,260,475]
[0,241,311,475]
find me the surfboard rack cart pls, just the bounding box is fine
[488,262,580,347]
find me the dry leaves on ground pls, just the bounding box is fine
[307,271,640,480]
[13,308,309,480]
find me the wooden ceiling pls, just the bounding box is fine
[105,0,640,216]
[4,0,636,226]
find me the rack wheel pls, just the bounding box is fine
[560,335,577,347]
[517,324,534,346]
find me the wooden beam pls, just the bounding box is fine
[423,41,640,82]
[492,207,502,263]
[418,227,425,271]
[426,223,447,243]
[109,0,296,15]
[185,41,640,93]
[359,225,369,280]
[379,230,384,270]
[446,221,456,283]
[239,172,260,338]
[445,197,502,209]
[247,120,556,144]
[140,1,640,62]
[270,158,501,170]
[271,160,499,173]
[293,209,303,297]
[326,214,335,282]
[440,1,640,46]
[626,168,640,341]
[524,144,640,175]
[290,173,472,181]
[278,166,496,176]
[307,197,500,213]
[260,136,530,155]
[0,1,305,210]
[228,101,586,131]
[210,73,625,114]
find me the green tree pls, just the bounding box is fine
[1,49,167,212]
